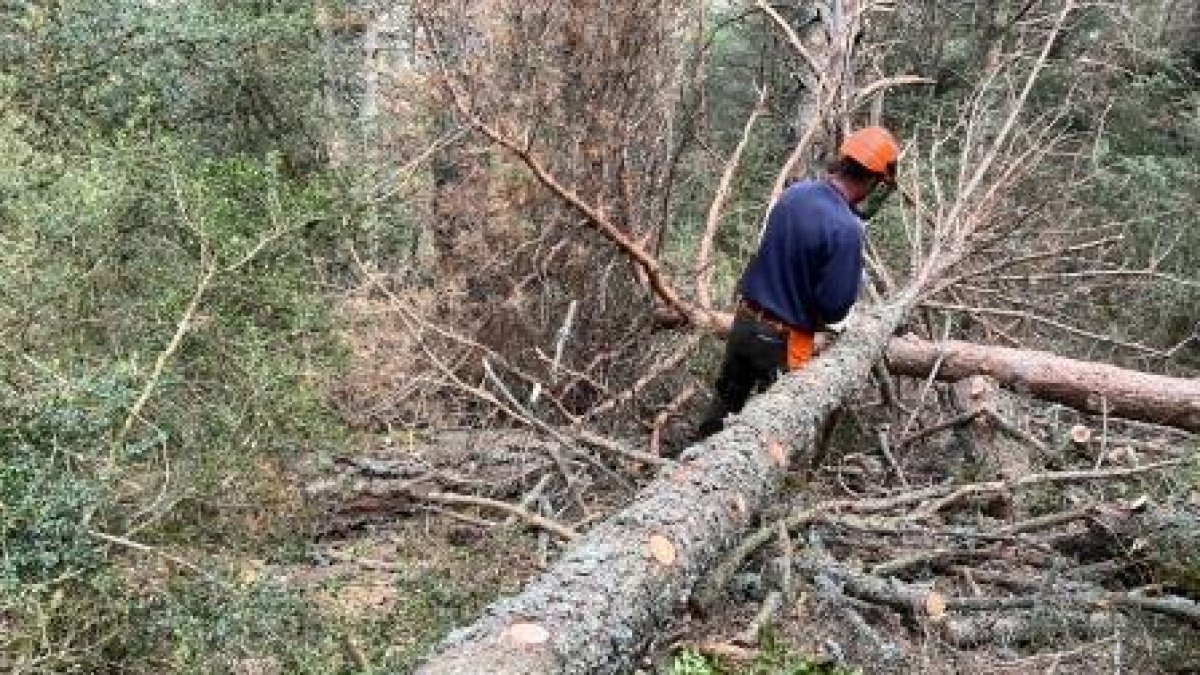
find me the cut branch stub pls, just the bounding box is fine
[648,534,677,566]
[507,623,551,647]
[1070,424,1093,447]
[925,591,948,623]
[968,377,990,399]
[671,462,698,484]
[766,438,789,469]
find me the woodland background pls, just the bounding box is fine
[1,0,1197,673]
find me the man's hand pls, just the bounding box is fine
[814,331,833,355]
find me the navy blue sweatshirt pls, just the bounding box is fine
[738,179,863,332]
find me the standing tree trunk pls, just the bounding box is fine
[950,374,1033,518]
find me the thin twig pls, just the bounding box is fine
[417,491,579,542]
[648,384,698,457]
[575,429,674,467]
[913,459,1182,518]
[898,409,984,448]
[482,359,592,511]
[899,315,952,437]
[922,301,1167,356]
[736,522,797,646]
[998,506,1094,536]
[852,76,936,108]
[441,82,708,327]
[112,261,217,457]
[88,530,211,579]
[754,0,821,76]
[876,429,910,488]
[981,407,1048,454]
[871,547,989,577]
[583,333,702,420]
[935,235,1124,291]
[696,85,768,310]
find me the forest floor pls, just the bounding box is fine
[285,418,1198,674]
[297,519,536,671]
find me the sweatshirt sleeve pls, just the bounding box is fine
[812,221,863,326]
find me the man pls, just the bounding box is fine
[697,126,899,438]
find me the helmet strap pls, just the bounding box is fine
[855,181,895,221]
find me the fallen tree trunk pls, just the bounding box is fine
[416,315,1197,673]
[416,301,912,674]
[885,336,1200,432]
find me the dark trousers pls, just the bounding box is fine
[697,316,787,438]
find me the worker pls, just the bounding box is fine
[696,126,899,438]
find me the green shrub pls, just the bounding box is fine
[1,76,349,673]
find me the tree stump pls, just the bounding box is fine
[951,375,1033,519]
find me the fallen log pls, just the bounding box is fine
[794,553,1200,628]
[944,610,1116,647]
[416,302,911,674]
[416,328,1196,671]
[885,336,1200,432]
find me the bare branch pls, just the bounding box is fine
[417,490,580,542]
[922,300,1168,356]
[695,85,768,310]
[852,75,935,108]
[754,0,821,76]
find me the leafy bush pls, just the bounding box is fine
[0,4,352,668]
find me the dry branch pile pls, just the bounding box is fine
[692,455,1200,666]
[399,339,1198,672]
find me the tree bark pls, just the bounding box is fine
[885,336,1200,432]
[416,301,912,674]
[950,375,1032,518]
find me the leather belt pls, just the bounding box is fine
[736,299,794,334]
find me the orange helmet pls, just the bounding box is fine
[840,126,899,180]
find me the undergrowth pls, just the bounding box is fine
[667,632,862,675]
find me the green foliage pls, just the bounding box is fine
[133,580,353,675]
[0,453,107,584]
[0,2,358,671]
[0,131,347,667]
[1072,66,1200,361]
[669,648,721,675]
[2,0,323,169]
[665,633,861,675]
